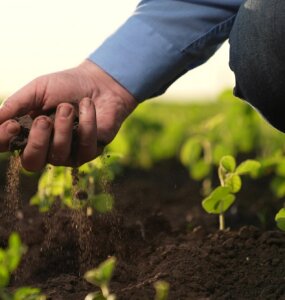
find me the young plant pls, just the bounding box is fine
[0,233,46,300]
[275,208,285,231]
[154,281,169,300]
[30,154,119,213]
[84,257,117,300]
[84,257,170,300]
[202,155,260,230]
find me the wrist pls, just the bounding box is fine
[78,60,137,110]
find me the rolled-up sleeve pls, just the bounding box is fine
[89,0,242,101]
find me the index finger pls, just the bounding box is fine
[0,79,43,123]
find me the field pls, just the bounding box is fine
[1,91,285,299]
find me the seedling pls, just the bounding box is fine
[275,208,285,231]
[84,257,170,300]
[0,233,46,300]
[154,280,169,300]
[30,154,119,213]
[84,257,117,300]
[202,155,260,230]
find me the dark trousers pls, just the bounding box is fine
[229,0,285,132]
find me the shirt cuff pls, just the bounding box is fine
[88,16,189,102]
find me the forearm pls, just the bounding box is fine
[89,0,242,101]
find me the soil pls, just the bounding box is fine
[9,113,79,153]
[0,158,285,300]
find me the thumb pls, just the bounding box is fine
[0,79,43,123]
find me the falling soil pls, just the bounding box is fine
[3,155,22,226]
[0,159,284,299]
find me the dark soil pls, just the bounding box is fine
[9,113,79,153]
[0,159,285,300]
[8,115,33,151]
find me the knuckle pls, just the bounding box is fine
[80,119,95,127]
[29,141,45,151]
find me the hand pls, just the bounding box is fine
[0,60,137,171]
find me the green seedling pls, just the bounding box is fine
[84,257,170,300]
[154,280,169,300]
[0,233,46,300]
[30,154,119,213]
[202,155,260,230]
[275,208,285,231]
[84,257,117,300]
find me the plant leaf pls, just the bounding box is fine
[7,233,25,272]
[154,281,169,300]
[220,155,236,172]
[236,160,261,176]
[0,266,9,288]
[84,292,106,300]
[202,187,235,214]
[89,194,114,213]
[275,208,285,231]
[225,174,242,193]
[84,257,116,287]
[190,160,211,181]
[270,177,285,198]
[13,287,46,300]
[180,138,202,166]
[276,160,285,177]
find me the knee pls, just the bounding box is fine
[229,0,285,132]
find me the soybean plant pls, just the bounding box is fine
[202,155,260,230]
[84,257,117,300]
[84,257,170,300]
[0,233,46,300]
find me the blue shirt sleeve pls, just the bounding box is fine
[88,0,242,101]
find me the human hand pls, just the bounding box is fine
[0,60,137,171]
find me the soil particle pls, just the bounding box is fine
[75,190,88,201]
[3,155,21,227]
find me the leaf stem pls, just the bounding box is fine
[219,213,225,230]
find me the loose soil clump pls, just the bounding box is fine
[0,159,284,299]
[9,113,79,155]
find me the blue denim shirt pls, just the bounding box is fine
[89,0,242,101]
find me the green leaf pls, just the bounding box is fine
[212,144,233,165]
[89,194,114,213]
[270,177,285,198]
[224,174,242,193]
[30,194,53,212]
[220,155,236,172]
[13,287,46,300]
[180,138,202,166]
[190,160,211,181]
[8,233,21,251]
[84,257,116,287]
[202,187,235,214]
[154,281,169,300]
[85,292,106,300]
[236,160,261,176]
[275,208,285,231]
[0,266,9,288]
[276,160,285,177]
[7,233,24,272]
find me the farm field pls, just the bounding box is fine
[1,91,285,299]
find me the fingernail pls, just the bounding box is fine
[59,105,72,117]
[7,122,20,135]
[36,118,50,129]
